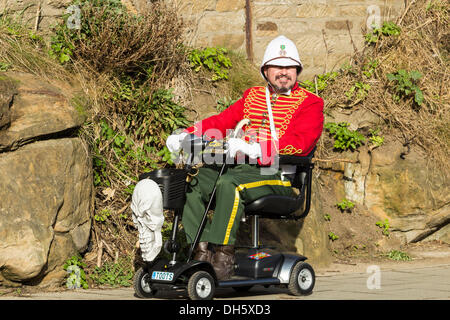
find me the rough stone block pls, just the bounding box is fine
[325,20,352,31]
[216,0,245,12]
[254,5,297,19]
[197,11,245,34]
[296,3,336,18]
[257,21,278,31]
[211,33,245,50]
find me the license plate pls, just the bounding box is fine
[151,271,174,281]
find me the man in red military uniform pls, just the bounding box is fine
[166,35,324,279]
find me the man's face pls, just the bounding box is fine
[264,65,298,93]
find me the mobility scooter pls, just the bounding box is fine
[133,122,316,300]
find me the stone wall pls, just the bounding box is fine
[175,0,406,80]
[1,0,405,80]
[0,0,72,31]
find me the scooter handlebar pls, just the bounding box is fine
[180,133,208,153]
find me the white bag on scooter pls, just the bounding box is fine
[131,179,164,262]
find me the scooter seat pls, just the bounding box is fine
[244,149,315,219]
[245,194,303,217]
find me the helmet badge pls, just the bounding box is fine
[279,44,287,56]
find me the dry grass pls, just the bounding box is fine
[72,2,183,76]
[0,1,192,269]
[321,0,449,169]
[0,18,71,83]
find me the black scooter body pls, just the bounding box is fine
[144,248,307,289]
[143,258,215,287]
[134,133,316,299]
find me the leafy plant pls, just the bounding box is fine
[387,250,411,261]
[90,256,134,287]
[336,198,355,212]
[376,219,390,236]
[369,129,384,148]
[362,59,379,78]
[94,208,111,222]
[188,47,232,81]
[63,255,89,289]
[323,213,331,221]
[127,88,190,145]
[301,71,338,94]
[324,122,365,151]
[157,146,175,165]
[345,81,371,102]
[328,232,339,241]
[365,21,401,44]
[387,69,424,106]
[92,88,189,187]
[0,61,11,71]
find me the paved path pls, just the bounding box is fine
[2,261,449,300]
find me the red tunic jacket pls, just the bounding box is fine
[185,82,324,165]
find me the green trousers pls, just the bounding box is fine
[182,164,293,245]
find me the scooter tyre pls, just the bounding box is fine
[133,267,158,298]
[288,261,315,296]
[187,270,215,300]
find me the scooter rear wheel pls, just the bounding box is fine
[187,270,215,300]
[288,261,315,296]
[133,267,158,298]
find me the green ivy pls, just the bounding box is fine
[387,69,424,106]
[188,47,232,81]
[324,122,365,151]
[369,129,384,148]
[365,21,401,44]
[328,232,339,241]
[336,198,355,212]
[376,219,390,236]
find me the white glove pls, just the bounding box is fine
[166,132,188,153]
[227,138,262,159]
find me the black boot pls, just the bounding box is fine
[212,245,235,280]
[193,242,213,263]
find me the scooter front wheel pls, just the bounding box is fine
[187,270,215,300]
[133,267,158,298]
[288,261,315,296]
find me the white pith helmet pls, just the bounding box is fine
[260,35,303,81]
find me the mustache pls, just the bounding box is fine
[275,74,292,81]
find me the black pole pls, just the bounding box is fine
[187,161,227,262]
[169,209,182,264]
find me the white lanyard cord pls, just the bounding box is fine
[265,86,279,141]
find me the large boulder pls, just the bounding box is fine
[334,109,450,244]
[363,141,449,243]
[0,72,92,287]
